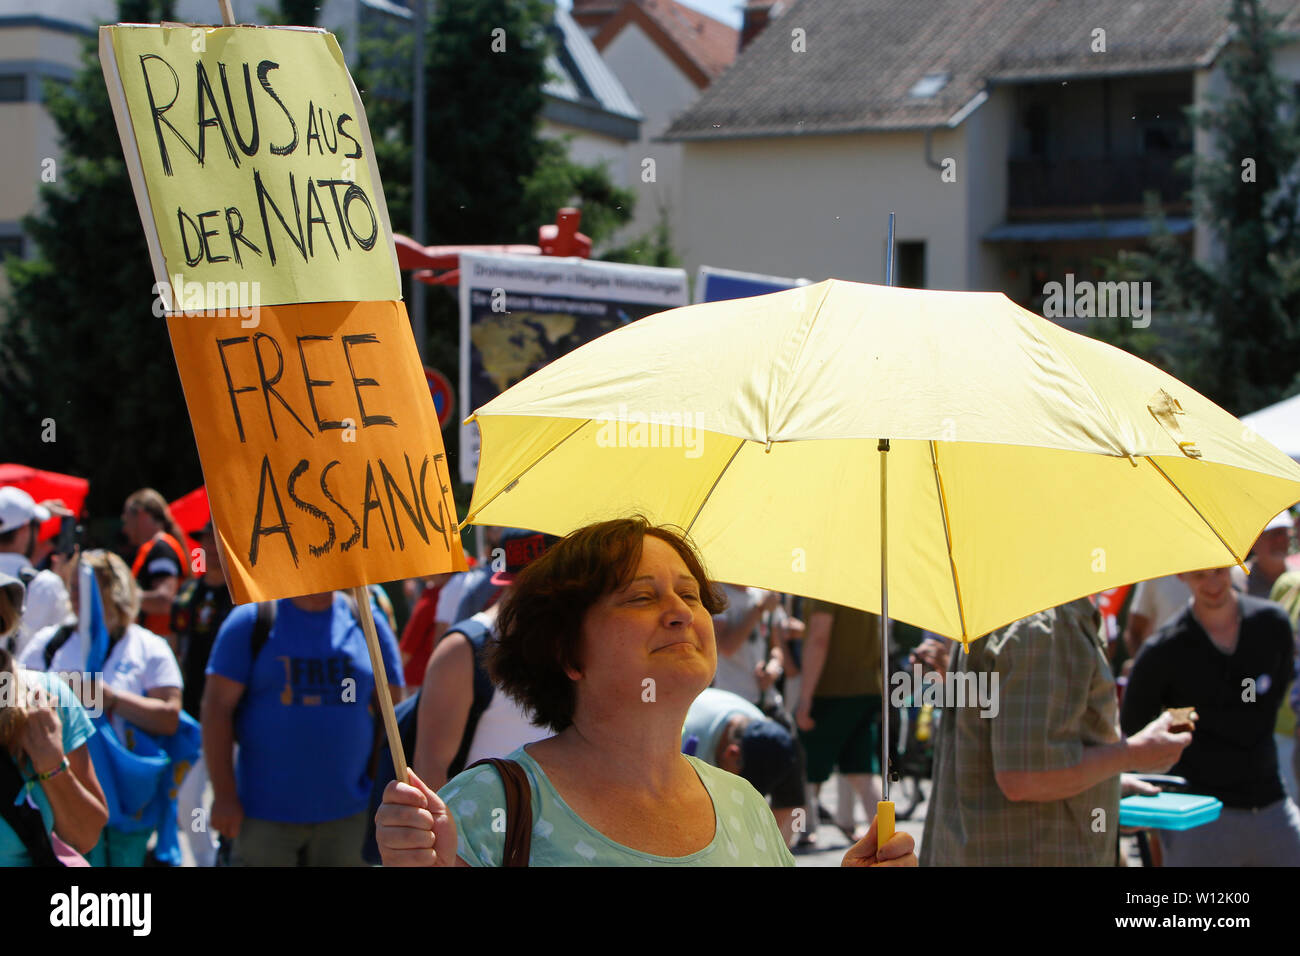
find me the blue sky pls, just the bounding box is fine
[556,0,743,29]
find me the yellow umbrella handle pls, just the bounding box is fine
[876,800,895,854]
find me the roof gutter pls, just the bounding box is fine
[923,88,988,170]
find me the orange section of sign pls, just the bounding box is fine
[167,300,466,603]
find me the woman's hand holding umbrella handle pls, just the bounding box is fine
[841,814,918,867]
[376,769,459,867]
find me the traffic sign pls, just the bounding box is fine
[425,367,455,429]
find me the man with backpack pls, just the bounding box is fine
[201,589,403,866]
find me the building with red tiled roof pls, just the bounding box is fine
[571,0,749,259]
[574,0,740,86]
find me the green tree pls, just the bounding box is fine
[0,0,200,519]
[601,204,682,268]
[266,0,321,26]
[361,0,635,247]
[1099,0,1300,414]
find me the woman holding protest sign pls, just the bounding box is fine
[376,517,916,867]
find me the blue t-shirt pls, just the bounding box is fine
[206,594,403,824]
[1,670,96,867]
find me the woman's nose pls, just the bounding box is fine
[662,592,693,625]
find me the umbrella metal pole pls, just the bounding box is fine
[877,438,895,851]
[873,211,898,854]
[885,212,896,285]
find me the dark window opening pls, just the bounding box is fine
[896,241,926,289]
[0,75,27,102]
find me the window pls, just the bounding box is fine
[0,74,26,102]
[909,72,950,99]
[895,241,926,290]
[1024,102,1049,157]
[1134,93,1191,154]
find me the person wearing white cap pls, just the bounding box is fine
[1231,509,1294,599]
[0,487,71,659]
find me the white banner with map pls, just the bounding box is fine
[458,252,689,484]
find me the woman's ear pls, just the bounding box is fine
[563,662,583,681]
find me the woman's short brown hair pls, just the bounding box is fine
[488,516,727,733]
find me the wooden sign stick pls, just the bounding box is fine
[218,0,235,25]
[353,586,410,785]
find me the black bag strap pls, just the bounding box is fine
[447,618,496,777]
[465,757,532,867]
[42,623,77,672]
[0,753,60,867]
[249,600,276,666]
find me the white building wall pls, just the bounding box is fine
[541,118,631,189]
[963,87,1013,292]
[677,127,969,289]
[600,23,699,251]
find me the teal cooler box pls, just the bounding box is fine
[1120,792,1223,830]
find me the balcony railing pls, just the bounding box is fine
[1007,152,1190,211]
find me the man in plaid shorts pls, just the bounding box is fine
[920,597,1190,866]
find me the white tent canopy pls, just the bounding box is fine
[1243,393,1300,462]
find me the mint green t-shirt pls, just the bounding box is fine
[440,747,795,866]
[1,669,96,866]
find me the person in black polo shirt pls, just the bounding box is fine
[1121,565,1300,866]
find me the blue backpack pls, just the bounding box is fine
[362,617,493,864]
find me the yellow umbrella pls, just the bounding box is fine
[461,277,1300,843]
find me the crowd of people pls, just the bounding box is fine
[2,477,1298,867]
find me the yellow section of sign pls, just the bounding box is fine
[167,300,465,603]
[103,25,400,308]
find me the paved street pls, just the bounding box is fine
[793,774,929,867]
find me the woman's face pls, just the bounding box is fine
[575,535,717,714]
[69,568,127,634]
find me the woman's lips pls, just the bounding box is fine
[652,640,697,652]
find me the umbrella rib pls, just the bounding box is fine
[457,419,592,531]
[1143,457,1248,570]
[684,437,747,536]
[929,441,970,647]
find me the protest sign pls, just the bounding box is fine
[167,300,466,604]
[458,252,688,483]
[100,24,400,309]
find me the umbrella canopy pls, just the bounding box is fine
[463,279,1300,643]
[0,464,89,542]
